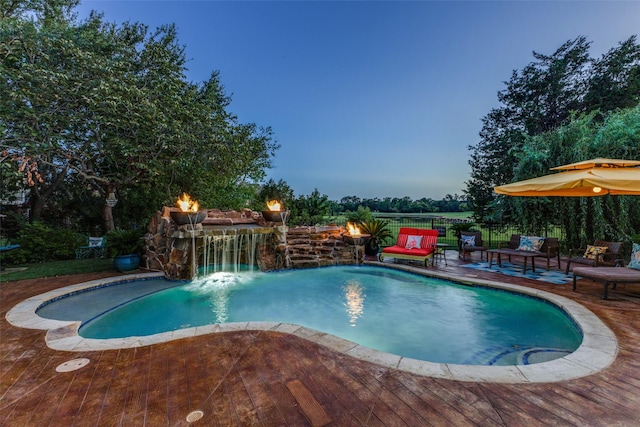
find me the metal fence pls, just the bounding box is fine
[375,215,563,251]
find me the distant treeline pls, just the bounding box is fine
[257,181,469,226]
[334,194,468,214]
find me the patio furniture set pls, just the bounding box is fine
[382,228,640,300]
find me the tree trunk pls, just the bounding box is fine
[29,194,44,222]
[103,204,115,231]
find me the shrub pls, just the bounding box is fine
[105,228,145,257]
[344,206,374,224]
[2,222,85,264]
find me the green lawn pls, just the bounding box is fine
[374,211,472,220]
[0,258,115,282]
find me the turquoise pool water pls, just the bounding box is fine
[37,265,582,365]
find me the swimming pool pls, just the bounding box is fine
[38,265,581,365]
[7,266,618,383]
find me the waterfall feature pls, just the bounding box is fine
[145,207,358,281]
[199,227,271,275]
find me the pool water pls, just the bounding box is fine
[37,265,582,366]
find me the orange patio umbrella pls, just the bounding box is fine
[494,158,640,197]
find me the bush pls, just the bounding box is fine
[344,206,374,224]
[105,228,145,257]
[1,222,85,264]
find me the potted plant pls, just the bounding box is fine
[106,228,145,272]
[359,218,393,256]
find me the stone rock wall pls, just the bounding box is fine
[143,208,203,279]
[285,226,356,269]
[143,207,360,280]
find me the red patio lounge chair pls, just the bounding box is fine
[379,228,439,267]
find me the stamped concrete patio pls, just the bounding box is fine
[2,255,640,426]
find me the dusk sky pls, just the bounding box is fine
[77,1,639,201]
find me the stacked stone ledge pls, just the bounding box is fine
[142,207,360,280]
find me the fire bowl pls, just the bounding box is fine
[262,210,289,223]
[343,234,371,246]
[170,210,207,225]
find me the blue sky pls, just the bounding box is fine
[76,1,640,201]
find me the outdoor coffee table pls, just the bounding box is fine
[487,248,543,273]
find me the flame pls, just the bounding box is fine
[176,193,199,212]
[266,200,282,211]
[346,222,361,237]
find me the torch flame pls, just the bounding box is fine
[266,200,282,211]
[177,193,199,213]
[346,222,361,237]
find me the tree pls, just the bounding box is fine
[255,178,295,211]
[500,105,640,249]
[466,36,640,221]
[339,196,362,213]
[291,188,331,226]
[1,1,278,230]
[584,36,640,117]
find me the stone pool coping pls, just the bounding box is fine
[5,266,618,384]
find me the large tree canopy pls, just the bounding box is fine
[1,0,278,230]
[500,106,640,249]
[466,36,640,233]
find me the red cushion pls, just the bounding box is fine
[397,228,419,247]
[417,229,439,249]
[395,228,439,249]
[382,246,434,257]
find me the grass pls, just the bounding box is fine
[0,258,115,282]
[374,211,472,220]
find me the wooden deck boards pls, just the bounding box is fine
[2,258,640,426]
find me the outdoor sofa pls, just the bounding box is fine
[380,227,439,268]
[487,234,560,273]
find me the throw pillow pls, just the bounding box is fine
[583,245,608,260]
[461,235,476,247]
[627,243,640,270]
[405,235,423,250]
[517,236,545,252]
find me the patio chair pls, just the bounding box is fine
[75,236,106,259]
[565,240,623,275]
[458,231,487,262]
[538,237,562,270]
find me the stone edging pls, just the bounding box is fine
[6,267,617,384]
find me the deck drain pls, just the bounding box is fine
[186,410,204,423]
[56,358,90,372]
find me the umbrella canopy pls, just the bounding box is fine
[494,158,640,197]
[550,158,640,170]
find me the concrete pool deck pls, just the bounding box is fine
[6,265,617,384]
[2,256,640,425]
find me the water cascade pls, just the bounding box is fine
[199,227,270,275]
